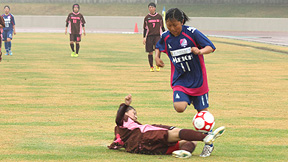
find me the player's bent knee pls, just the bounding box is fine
[174,102,187,113]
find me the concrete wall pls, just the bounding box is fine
[15,16,288,32]
[2,0,288,4]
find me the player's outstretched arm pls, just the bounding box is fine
[155,49,165,67]
[115,94,132,126]
[124,94,132,106]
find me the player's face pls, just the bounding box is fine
[73,6,79,13]
[166,18,183,37]
[148,6,156,14]
[125,109,137,121]
[4,7,10,14]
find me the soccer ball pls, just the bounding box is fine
[192,111,215,133]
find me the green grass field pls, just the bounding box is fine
[0,33,287,161]
[5,3,288,18]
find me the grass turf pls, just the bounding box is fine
[0,33,287,161]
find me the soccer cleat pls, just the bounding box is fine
[172,150,192,158]
[5,52,9,55]
[156,66,160,72]
[200,144,214,157]
[71,52,75,57]
[75,54,79,57]
[9,51,13,56]
[150,67,154,72]
[203,126,225,145]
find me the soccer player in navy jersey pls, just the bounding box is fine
[108,94,225,158]
[143,2,165,72]
[65,4,86,57]
[2,5,16,56]
[0,15,5,62]
[155,8,217,157]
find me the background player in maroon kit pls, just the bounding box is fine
[0,15,5,62]
[65,4,86,57]
[108,94,225,158]
[143,2,165,72]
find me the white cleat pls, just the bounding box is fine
[203,126,225,145]
[172,150,192,158]
[200,144,214,157]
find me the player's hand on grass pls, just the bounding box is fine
[156,57,165,67]
[125,94,132,106]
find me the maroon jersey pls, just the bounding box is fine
[108,103,177,155]
[66,12,86,35]
[143,13,165,37]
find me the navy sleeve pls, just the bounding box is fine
[193,29,216,50]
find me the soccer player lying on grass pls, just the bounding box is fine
[108,94,225,158]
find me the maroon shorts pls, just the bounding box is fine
[166,141,180,154]
[145,35,160,52]
[70,34,81,42]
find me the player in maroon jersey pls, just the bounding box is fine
[108,94,225,158]
[0,15,5,62]
[143,2,165,72]
[65,4,86,57]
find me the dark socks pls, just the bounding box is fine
[70,43,75,52]
[180,141,196,153]
[76,43,80,54]
[148,54,153,67]
[179,129,207,141]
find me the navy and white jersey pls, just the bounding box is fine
[156,25,216,96]
[2,14,15,31]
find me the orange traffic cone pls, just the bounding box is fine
[134,23,139,33]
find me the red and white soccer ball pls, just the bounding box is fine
[192,111,215,133]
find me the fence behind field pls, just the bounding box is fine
[15,16,288,32]
[1,0,288,4]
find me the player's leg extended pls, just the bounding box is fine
[7,38,12,55]
[167,127,225,144]
[192,93,215,157]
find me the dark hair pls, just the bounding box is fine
[148,2,156,8]
[72,3,80,11]
[4,5,10,10]
[165,8,189,25]
[126,106,135,112]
